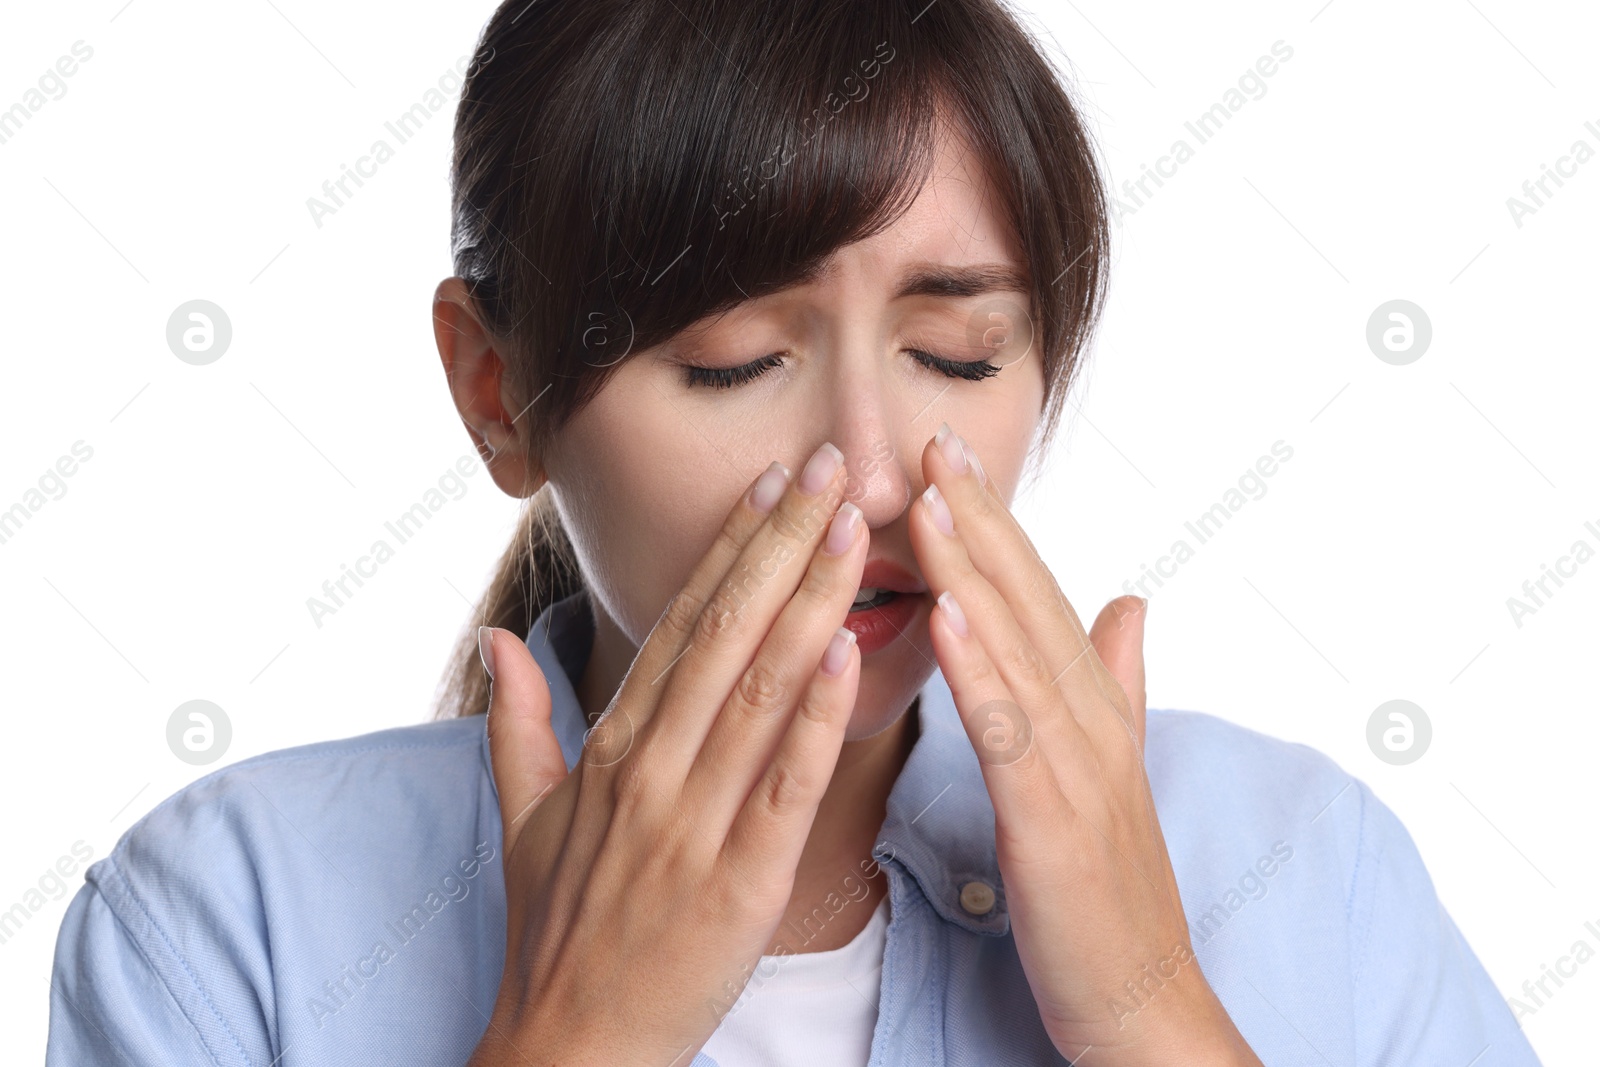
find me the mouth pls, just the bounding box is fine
[850,587,902,612]
[847,557,928,617]
[842,582,926,656]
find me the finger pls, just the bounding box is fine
[908,479,1102,800]
[924,589,1080,852]
[723,626,860,879]
[1086,597,1181,917]
[606,458,795,735]
[681,498,867,828]
[480,626,569,843]
[635,443,851,779]
[1088,596,1148,748]
[921,425,1130,734]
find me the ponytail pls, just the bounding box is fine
[432,488,584,718]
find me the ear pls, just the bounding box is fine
[432,277,545,497]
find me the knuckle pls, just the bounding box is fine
[794,684,836,726]
[1028,570,1060,610]
[772,492,825,544]
[767,502,806,542]
[1000,635,1047,680]
[796,558,840,609]
[662,590,704,639]
[695,582,746,645]
[608,753,656,813]
[777,486,842,548]
[754,541,795,587]
[962,645,999,688]
[733,661,792,718]
[758,762,810,814]
[709,520,746,562]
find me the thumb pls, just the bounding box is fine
[1088,596,1148,747]
[479,625,568,840]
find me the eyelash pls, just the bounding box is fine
[682,350,1002,389]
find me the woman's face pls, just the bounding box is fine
[545,126,1046,740]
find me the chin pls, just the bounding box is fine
[841,628,938,743]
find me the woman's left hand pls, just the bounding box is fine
[908,424,1263,1067]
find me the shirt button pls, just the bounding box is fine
[959,880,996,915]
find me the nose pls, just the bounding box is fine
[815,364,915,533]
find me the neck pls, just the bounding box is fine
[576,602,920,954]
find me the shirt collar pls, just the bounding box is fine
[481,588,1009,936]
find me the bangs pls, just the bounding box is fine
[593,18,937,335]
[453,0,1108,438]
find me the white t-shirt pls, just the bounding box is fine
[699,895,891,1066]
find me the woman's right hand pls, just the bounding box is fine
[466,443,868,1067]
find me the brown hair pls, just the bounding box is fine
[433,0,1112,719]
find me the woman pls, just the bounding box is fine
[48,1,1539,1064]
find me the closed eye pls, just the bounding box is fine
[682,352,785,390]
[682,349,1001,389]
[908,348,1002,382]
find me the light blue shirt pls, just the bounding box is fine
[47,590,1541,1065]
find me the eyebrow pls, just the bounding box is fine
[792,260,1031,299]
[894,263,1031,299]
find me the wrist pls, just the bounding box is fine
[471,998,688,1067]
[1067,977,1260,1067]
[1127,987,1261,1067]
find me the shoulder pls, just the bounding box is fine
[89,715,494,930]
[131,713,488,822]
[1144,706,1360,822]
[1138,717,1538,1060]
[1141,707,1378,914]
[118,715,487,855]
[52,717,501,1065]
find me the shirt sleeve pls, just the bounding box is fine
[48,878,230,1065]
[1348,780,1544,1066]
[46,852,272,1067]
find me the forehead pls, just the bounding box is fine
[826,122,1024,287]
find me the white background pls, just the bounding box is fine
[1,0,1595,1062]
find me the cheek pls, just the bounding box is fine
[555,459,728,646]
[552,394,762,645]
[933,360,1044,496]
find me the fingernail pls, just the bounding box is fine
[821,626,857,677]
[921,483,954,536]
[799,442,844,495]
[824,501,863,555]
[749,461,791,513]
[477,625,496,680]
[937,590,969,637]
[935,422,967,475]
[960,438,987,487]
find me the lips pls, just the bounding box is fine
[857,558,926,596]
